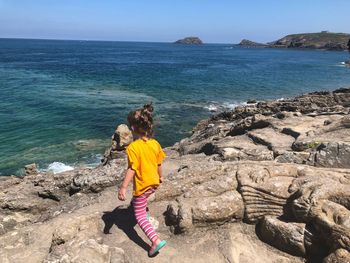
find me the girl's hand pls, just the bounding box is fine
[160,176,164,183]
[118,187,127,201]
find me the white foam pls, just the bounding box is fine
[340,62,346,65]
[47,162,74,174]
[205,104,218,112]
[222,102,242,110]
[204,101,246,112]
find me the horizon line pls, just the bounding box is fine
[0,36,234,45]
[1,30,348,45]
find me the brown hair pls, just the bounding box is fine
[127,103,154,137]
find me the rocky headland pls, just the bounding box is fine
[1,88,350,262]
[174,37,203,45]
[238,39,267,48]
[239,32,350,51]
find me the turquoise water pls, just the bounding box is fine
[1,38,350,175]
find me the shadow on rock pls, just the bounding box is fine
[102,204,151,252]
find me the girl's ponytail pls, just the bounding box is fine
[142,103,154,116]
[128,103,154,137]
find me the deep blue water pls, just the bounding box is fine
[1,38,350,175]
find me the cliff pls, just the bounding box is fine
[1,88,350,262]
[270,32,350,50]
[239,31,350,51]
[174,37,203,45]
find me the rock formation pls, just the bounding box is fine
[1,88,350,262]
[238,32,350,51]
[24,163,38,176]
[101,124,133,165]
[238,39,267,48]
[174,37,203,45]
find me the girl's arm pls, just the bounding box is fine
[118,168,135,201]
[158,164,163,183]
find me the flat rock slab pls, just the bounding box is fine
[312,142,350,168]
[270,114,341,136]
[214,135,274,161]
[293,115,350,151]
[248,127,295,155]
[226,223,304,263]
[156,154,238,201]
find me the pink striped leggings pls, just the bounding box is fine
[132,188,158,242]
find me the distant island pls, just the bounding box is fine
[174,37,203,45]
[238,39,267,48]
[239,31,350,51]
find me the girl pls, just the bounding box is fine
[118,103,167,256]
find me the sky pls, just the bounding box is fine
[0,0,349,43]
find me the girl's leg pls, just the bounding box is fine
[132,188,158,242]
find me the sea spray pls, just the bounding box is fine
[46,162,74,174]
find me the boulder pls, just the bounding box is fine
[257,217,328,260]
[166,190,244,233]
[101,124,133,165]
[257,217,307,257]
[113,124,133,151]
[24,163,38,176]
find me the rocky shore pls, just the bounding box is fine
[239,32,350,51]
[1,88,350,262]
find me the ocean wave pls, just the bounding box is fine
[336,62,349,67]
[223,102,246,110]
[39,152,103,175]
[30,52,46,55]
[204,101,246,112]
[204,104,218,112]
[46,162,74,174]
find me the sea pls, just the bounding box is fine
[1,38,350,175]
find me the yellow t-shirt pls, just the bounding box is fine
[126,138,166,196]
